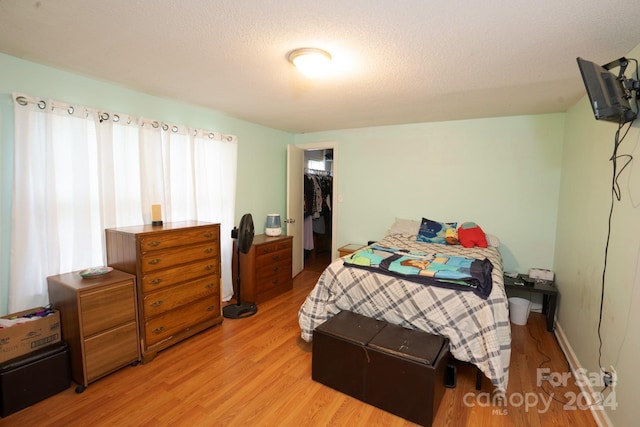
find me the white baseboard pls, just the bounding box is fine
[553,321,613,427]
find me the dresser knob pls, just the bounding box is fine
[206,305,216,312]
[205,283,215,289]
[204,247,213,253]
[204,232,213,238]
[205,264,214,270]
[272,255,280,261]
[150,300,163,307]
[148,241,160,247]
[152,326,165,334]
[148,259,160,265]
[273,266,279,272]
[149,278,162,285]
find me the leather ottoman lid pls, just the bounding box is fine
[368,323,446,365]
[314,310,387,345]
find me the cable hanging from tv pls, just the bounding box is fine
[576,54,639,394]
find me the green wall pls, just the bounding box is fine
[555,43,640,426]
[295,114,565,274]
[0,52,292,315]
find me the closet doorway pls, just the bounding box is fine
[303,148,333,273]
[286,142,337,277]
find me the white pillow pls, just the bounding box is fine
[388,218,421,235]
[486,234,500,247]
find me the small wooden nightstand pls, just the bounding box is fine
[338,243,365,257]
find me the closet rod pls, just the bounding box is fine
[305,168,332,176]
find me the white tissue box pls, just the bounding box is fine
[528,268,554,282]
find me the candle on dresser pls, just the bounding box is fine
[151,204,163,226]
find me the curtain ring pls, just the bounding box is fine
[15,96,28,106]
[162,123,169,131]
[113,114,120,122]
[208,132,215,139]
[68,106,75,115]
[152,121,159,128]
[99,112,109,122]
[226,136,233,142]
[171,125,178,133]
[37,100,46,110]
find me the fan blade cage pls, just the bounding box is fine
[238,213,254,253]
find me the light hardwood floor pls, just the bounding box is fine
[3,260,597,426]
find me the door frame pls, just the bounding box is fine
[296,141,338,266]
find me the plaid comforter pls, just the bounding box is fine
[298,234,511,393]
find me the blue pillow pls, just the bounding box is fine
[416,217,457,244]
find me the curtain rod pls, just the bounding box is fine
[12,92,237,142]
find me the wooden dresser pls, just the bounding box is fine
[105,221,222,362]
[47,269,140,392]
[235,234,293,304]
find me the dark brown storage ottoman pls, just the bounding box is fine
[367,323,449,426]
[0,341,70,417]
[312,311,449,427]
[312,310,387,400]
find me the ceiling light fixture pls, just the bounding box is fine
[288,48,332,78]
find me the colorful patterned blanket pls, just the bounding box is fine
[343,245,493,298]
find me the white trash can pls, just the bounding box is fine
[508,297,531,325]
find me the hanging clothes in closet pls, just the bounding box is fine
[304,170,332,252]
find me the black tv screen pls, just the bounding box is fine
[576,57,636,124]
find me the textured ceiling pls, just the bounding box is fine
[1,0,640,133]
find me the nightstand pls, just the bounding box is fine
[338,243,365,257]
[503,274,558,332]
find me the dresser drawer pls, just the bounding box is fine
[84,321,139,381]
[141,258,219,292]
[255,239,292,256]
[255,258,291,280]
[144,297,220,346]
[256,276,291,296]
[139,242,219,274]
[256,247,292,267]
[143,277,220,318]
[138,225,219,252]
[80,280,137,337]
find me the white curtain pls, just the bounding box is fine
[10,93,237,312]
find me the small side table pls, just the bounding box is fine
[338,243,365,257]
[503,274,559,332]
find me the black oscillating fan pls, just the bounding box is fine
[223,213,257,319]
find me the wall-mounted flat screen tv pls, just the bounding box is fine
[576,57,636,124]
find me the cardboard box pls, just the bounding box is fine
[0,308,61,364]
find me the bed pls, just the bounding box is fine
[298,231,511,394]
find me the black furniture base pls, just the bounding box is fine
[223,302,257,319]
[0,341,70,417]
[312,311,449,426]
